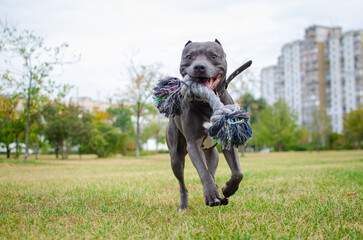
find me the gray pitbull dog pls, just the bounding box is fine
[166,39,243,210]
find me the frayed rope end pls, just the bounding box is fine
[206,106,253,150]
[153,77,183,118]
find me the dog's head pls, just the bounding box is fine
[179,39,227,94]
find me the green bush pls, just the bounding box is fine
[288,144,312,151]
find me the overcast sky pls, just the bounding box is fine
[1,0,362,101]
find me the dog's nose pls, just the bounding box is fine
[193,63,206,73]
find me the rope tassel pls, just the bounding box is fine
[153,75,253,150]
[153,77,183,118]
[207,106,252,150]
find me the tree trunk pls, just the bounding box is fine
[61,141,65,159]
[35,144,39,160]
[135,101,141,158]
[321,135,326,150]
[278,141,282,152]
[65,142,70,159]
[24,67,33,163]
[15,137,20,159]
[55,144,59,159]
[6,147,10,159]
[35,151,38,160]
[155,134,159,152]
[64,141,68,159]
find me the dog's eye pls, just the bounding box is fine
[186,55,192,59]
[212,55,217,59]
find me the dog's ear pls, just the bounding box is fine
[185,40,192,47]
[215,39,222,46]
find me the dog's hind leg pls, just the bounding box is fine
[166,119,189,210]
[171,146,189,211]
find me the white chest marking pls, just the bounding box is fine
[202,135,217,149]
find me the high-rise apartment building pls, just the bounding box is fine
[327,27,344,133]
[260,66,276,106]
[282,41,302,125]
[261,25,363,133]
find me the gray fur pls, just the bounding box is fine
[166,40,243,210]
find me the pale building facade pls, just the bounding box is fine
[261,25,363,134]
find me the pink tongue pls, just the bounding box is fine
[201,78,212,89]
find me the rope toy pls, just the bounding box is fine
[153,77,183,118]
[153,63,253,150]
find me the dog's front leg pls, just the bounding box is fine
[222,147,243,197]
[187,140,227,206]
[218,92,244,197]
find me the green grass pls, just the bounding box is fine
[0,151,362,239]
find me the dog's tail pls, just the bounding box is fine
[216,60,252,95]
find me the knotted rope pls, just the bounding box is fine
[153,75,252,150]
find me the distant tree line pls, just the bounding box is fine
[237,93,363,152]
[0,97,167,159]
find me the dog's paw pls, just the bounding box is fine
[221,197,229,205]
[222,184,239,198]
[203,187,227,207]
[178,205,188,211]
[222,173,243,197]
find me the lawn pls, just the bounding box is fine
[0,151,362,239]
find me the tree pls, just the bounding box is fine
[235,93,267,152]
[42,103,93,159]
[0,114,26,159]
[28,120,44,160]
[0,73,19,128]
[121,61,162,158]
[344,108,363,149]
[11,117,25,158]
[0,121,16,158]
[310,107,331,150]
[89,121,127,158]
[75,111,95,158]
[0,22,75,162]
[107,104,134,134]
[141,119,167,151]
[236,92,267,124]
[328,132,345,150]
[0,84,20,158]
[253,99,299,151]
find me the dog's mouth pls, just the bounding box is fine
[195,73,222,92]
